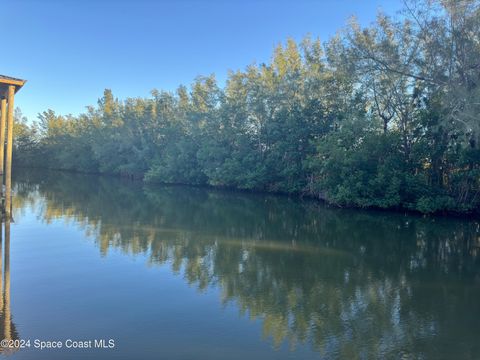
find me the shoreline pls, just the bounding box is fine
[14,165,480,220]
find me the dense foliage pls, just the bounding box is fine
[15,0,480,214]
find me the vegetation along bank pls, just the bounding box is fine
[13,0,480,215]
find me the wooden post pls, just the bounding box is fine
[0,99,5,204]
[0,98,6,177]
[5,86,14,219]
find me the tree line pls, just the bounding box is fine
[14,0,480,214]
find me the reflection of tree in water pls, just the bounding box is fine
[13,170,480,358]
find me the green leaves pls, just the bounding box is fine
[14,0,480,214]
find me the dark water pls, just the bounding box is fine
[0,169,479,359]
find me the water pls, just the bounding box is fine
[1,169,479,359]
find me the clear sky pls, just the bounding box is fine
[4,0,403,122]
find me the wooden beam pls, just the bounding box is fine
[0,98,5,177]
[4,86,14,219]
[0,79,26,88]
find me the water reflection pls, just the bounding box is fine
[0,217,19,354]
[11,170,480,358]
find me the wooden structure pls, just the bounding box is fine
[0,75,26,219]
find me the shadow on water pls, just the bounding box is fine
[10,168,480,359]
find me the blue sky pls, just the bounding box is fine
[4,0,403,122]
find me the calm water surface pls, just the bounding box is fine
[0,169,479,359]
